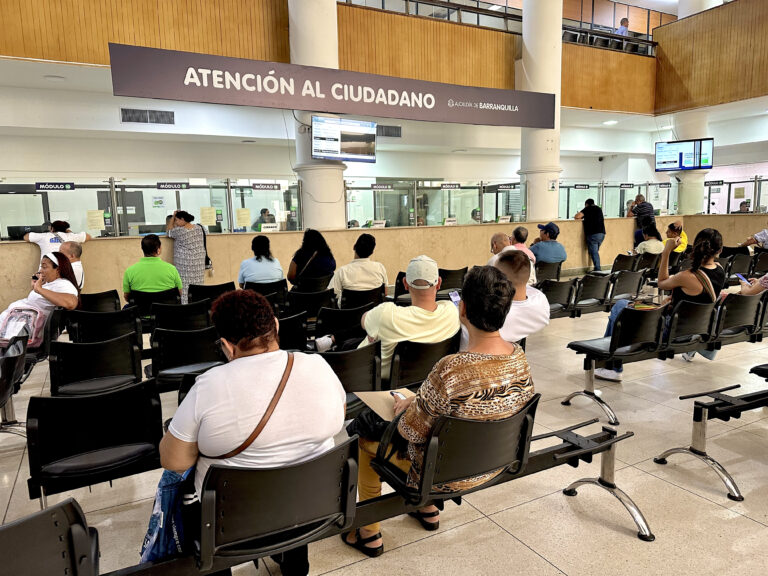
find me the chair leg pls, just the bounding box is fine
[563,440,655,542]
[39,489,48,510]
[561,360,620,425]
[653,409,744,502]
[1,396,18,424]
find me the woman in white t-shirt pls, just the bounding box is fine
[635,224,665,255]
[24,220,90,262]
[160,290,346,576]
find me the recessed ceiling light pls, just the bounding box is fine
[43,75,66,82]
[659,124,673,130]
[602,120,618,126]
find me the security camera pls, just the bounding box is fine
[598,156,604,162]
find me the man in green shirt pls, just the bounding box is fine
[122,234,183,301]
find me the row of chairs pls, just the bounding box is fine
[538,270,646,319]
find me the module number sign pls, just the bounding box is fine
[705,180,724,187]
[574,184,590,190]
[36,182,75,191]
[620,183,635,189]
[156,182,190,189]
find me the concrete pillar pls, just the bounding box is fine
[673,110,710,215]
[288,0,347,230]
[678,0,722,19]
[517,0,563,222]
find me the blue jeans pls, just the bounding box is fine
[603,300,717,373]
[586,233,605,270]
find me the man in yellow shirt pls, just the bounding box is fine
[666,221,688,253]
[359,255,460,381]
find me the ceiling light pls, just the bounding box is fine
[659,124,673,130]
[602,120,618,126]
[43,75,66,82]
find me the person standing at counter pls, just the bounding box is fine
[574,199,606,272]
[166,210,206,304]
[24,220,91,262]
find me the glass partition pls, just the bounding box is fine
[230,178,299,232]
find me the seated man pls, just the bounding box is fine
[122,234,182,302]
[487,232,536,285]
[510,226,536,263]
[59,241,84,289]
[529,222,567,264]
[328,233,388,302]
[24,220,91,262]
[358,255,460,381]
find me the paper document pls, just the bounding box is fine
[354,388,416,421]
[200,207,217,226]
[86,209,105,230]
[235,208,252,228]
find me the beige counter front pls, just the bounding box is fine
[1,214,765,311]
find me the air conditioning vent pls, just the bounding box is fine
[377,125,402,138]
[120,108,175,125]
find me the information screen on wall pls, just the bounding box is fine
[311,116,377,163]
[655,138,714,172]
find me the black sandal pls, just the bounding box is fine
[341,529,384,558]
[409,509,440,531]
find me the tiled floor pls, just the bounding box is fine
[2,311,768,575]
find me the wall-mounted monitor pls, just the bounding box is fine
[312,116,376,163]
[655,138,714,172]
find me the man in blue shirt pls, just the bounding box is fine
[617,17,629,36]
[530,222,567,264]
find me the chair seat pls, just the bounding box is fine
[156,361,223,381]
[576,298,601,308]
[668,335,703,346]
[55,375,137,395]
[567,337,651,358]
[40,443,156,476]
[550,304,566,313]
[749,364,768,379]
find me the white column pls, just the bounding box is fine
[288,0,347,230]
[517,0,563,222]
[673,110,710,215]
[678,0,722,19]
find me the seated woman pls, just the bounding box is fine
[286,229,336,289]
[666,221,688,253]
[635,224,665,255]
[160,290,346,576]
[237,235,284,288]
[0,252,79,338]
[595,228,725,382]
[344,266,534,557]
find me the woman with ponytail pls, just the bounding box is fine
[595,228,725,381]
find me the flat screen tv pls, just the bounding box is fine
[655,138,714,172]
[311,116,376,163]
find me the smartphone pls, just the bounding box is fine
[735,273,749,284]
[390,391,406,400]
[31,275,39,281]
[449,290,461,308]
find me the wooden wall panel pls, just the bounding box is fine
[649,10,662,30]
[337,4,516,90]
[613,3,628,28]
[562,43,655,114]
[655,0,768,114]
[563,0,583,22]
[628,6,648,34]
[0,0,289,65]
[660,12,676,26]
[593,0,614,27]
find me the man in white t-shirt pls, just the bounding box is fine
[359,255,460,380]
[59,241,84,289]
[487,232,537,285]
[329,233,388,302]
[25,220,91,262]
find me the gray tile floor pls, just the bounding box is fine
[2,310,768,575]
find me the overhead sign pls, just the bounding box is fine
[252,183,281,190]
[109,43,556,129]
[36,182,74,191]
[573,184,590,189]
[441,183,461,190]
[371,184,393,190]
[658,182,671,188]
[705,180,724,187]
[620,183,635,189]
[497,184,518,190]
[157,182,189,189]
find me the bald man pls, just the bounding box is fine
[60,241,84,289]
[487,232,536,285]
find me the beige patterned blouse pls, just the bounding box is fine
[398,348,534,492]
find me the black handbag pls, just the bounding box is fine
[346,408,409,456]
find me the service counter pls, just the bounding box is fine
[1,214,766,311]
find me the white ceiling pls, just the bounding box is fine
[627,0,678,15]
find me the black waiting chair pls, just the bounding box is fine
[390,271,408,302]
[371,395,539,507]
[26,379,163,507]
[658,301,716,357]
[278,311,308,351]
[151,300,212,331]
[149,327,224,393]
[606,270,645,307]
[243,279,289,307]
[636,252,660,273]
[196,437,358,572]
[340,285,385,309]
[21,309,60,383]
[49,334,142,396]
[188,282,235,304]
[128,288,181,333]
[726,253,753,286]
[751,252,768,278]
[438,267,468,290]
[0,336,28,438]
[573,274,611,316]
[286,289,335,320]
[66,306,145,359]
[292,275,333,293]
[534,261,562,282]
[720,245,751,259]
[593,253,637,277]
[715,255,734,280]
[711,293,762,348]
[388,330,461,390]
[318,342,382,418]
[79,290,121,312]
[315,303,374,344]
[0,498,99,576]
[538,279,577,319]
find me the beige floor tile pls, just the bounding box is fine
[319,518,564,576]
[741,416,768,439]
[491,466,768,576]
[86,498,154,573]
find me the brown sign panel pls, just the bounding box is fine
[109,44,555,129]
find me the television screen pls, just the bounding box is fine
[311,116,376,163]
[655,138,714,172]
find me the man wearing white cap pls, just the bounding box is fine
[358,255,460,381]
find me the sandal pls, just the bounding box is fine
[409,509,440,531]
[341,529,384,558]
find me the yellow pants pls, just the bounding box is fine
[358,438,412,534]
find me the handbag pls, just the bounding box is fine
[0,305,47,348]
[140,352,294,563]
[197,224,213,270]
